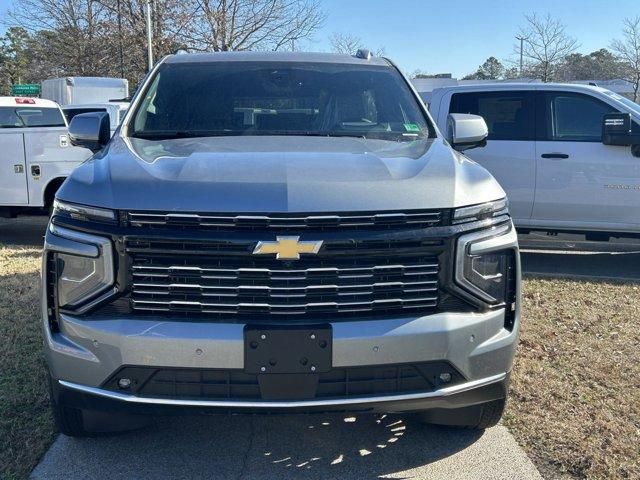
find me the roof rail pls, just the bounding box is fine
[355,49,372,60]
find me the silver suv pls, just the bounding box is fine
[43,51,520,436]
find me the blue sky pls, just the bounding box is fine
[0,0,637,77]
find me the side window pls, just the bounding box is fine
[545,92,617,142]
[450,91,535,141]
[14,108,66,127]
[0,107,23,128]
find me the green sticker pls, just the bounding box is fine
[404,123,421,132]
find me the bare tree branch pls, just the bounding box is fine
[611,17,640,102]
[516,13,578,82]
[329,32,362,55]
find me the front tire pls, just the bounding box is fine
[418,398,506,430]
[48,374,149,437]
[48,375,92,437]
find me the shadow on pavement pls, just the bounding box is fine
[42,413,484,479]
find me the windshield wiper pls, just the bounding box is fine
[130,130,237,140]
[130,129,426,141]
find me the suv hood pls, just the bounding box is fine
[58,136,505,212]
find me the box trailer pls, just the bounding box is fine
[41,77,129,106]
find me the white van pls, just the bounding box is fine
[0,97,92,216]
[429,83,640,239]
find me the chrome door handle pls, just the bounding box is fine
[541,153,569,159]
[14,164,24,173]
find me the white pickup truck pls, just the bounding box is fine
[429,83,640,239]
[0,97,92,216]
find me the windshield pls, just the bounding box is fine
[0,106,66,128]
[130,61,431,140]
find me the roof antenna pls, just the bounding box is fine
[355,49,372,60]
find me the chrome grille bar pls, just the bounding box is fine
[131,296,439,315]
[128,210,444,230]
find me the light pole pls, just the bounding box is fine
[117,0,124,78]
[515,35,526,77]
[145,0,153,71]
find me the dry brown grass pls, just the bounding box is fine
[505,277,640,479]
[0,241,639,479]
[0,246,55,480]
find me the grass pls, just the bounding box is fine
[505,277,640,479]
[0,246,55,480]
[0,242,638,479]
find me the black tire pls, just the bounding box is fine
[418,398,506,430]
[471,398,506,429]
[48,374,150,437]
[48,375,93,437]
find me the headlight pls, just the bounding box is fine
[453,198,509,224]
[455,222,518,305]
[53,199,116,224]
[46,224,114,309]
[55,252,112,307]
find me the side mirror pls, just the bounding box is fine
[602,113,634,146]
[447,114,488,151]
[68,112,110,152]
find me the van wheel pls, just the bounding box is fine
[418,398,506,430]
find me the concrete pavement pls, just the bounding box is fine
[31,414,542,479]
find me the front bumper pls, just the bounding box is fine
[53,372,510,415]
[44,306,519,412]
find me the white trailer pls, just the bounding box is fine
[0,97,92,216]
[41,77,129,106]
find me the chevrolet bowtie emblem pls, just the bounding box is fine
[252,236,323,260]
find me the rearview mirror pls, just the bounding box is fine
[447,114,488,151]
[68,112,110,152]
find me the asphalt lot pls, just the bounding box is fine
[3,215,638,479]
[519,231,640,281]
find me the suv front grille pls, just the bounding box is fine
[127,238,441,319]
[127,209,447,231]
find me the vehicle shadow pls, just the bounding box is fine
[521,250,640,282]
[55,413,484,479]
[0,216,48,248]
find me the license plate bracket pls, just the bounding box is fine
[244,325,332,374]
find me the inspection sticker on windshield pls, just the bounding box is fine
[404,123,421,132]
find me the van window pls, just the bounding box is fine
[450,91,535,141]
[544,92,617,142]
[0,107,66,128]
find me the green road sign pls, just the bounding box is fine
[10,84,41,96]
